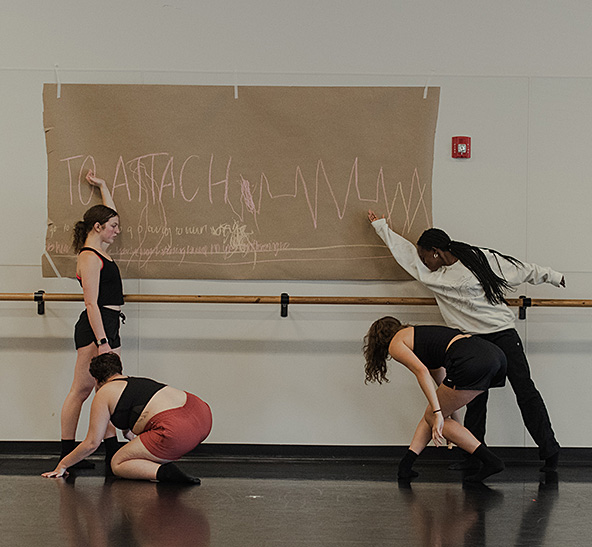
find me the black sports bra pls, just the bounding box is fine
[413,325,464,369]
[109,377,167,430]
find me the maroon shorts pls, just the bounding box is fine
[139,393,212,460]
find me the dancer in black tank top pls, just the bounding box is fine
[58,170,124,472]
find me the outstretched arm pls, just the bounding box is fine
[367,210,425,279]
[486,251,565,289]
[86,170,116,212]
[429,367,460,447]
[42,391,112,478]
[389,329,446,446]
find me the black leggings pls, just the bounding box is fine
[464,328,560,459]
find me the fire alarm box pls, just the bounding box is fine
[452,136,471,158]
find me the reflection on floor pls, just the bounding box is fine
[2,457,592,546]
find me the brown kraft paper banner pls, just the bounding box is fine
[42,84,439,280]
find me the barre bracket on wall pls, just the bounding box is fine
[34,290,45,315]
[280,293,289,317]
[519,295,531,320]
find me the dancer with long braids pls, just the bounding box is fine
[368,210,564,472]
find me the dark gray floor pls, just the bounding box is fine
[2,456,592,546]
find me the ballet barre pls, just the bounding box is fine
[0,292,591,318]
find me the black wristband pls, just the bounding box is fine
[95,338,108,346]
[433,409,442,414]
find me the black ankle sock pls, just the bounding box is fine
[448,455,481,471]
[60,439,77,457]
[540,451,559,472]
[464,444,504,483]
[103,436,120,476]
[156,463,201,485]
[398,449,419,479]
[60,439,95,469]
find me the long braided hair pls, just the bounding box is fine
[417,228,523,305]
[363,316,408,384]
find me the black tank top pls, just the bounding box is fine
[109,377,167,430]
[77,247,124,307]
[413,325,463,369]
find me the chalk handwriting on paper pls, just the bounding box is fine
[61,153,429,233]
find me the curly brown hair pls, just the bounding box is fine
[89,352,123,384]
[363,316,407,384]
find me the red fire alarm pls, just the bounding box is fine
[452,136,471,158]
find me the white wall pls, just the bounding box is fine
[1,1,591,448]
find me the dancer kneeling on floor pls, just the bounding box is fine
[364,317,507,482]
[43,353,212,484]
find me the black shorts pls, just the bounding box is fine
[442,337,507,391]
[74,307,122,350]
